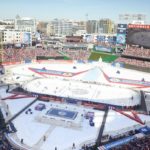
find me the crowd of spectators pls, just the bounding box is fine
[116,57,150,68]
[123,46,150,58]
[62,49,91,60]
[96,41,116,49]
[2,48,62,63]
[111,135,150,150]
[1,47,92,63]
[0,135,14,150]
[115,46,150,69]
[1,44,150,70]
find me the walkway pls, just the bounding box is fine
[6,98,37,125]
[32,125,56,150]
[6,132,31,150]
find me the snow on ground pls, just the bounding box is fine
[3,98,150,150]
[0,86,149,150]
[4,62,150,91]
[0,62,150,149]
[10,63,93,77]
[104,110,150,135]
[81,67,102,82]
[6,99,102,148]
[101,63,150,82]
[5,98,35,115]
[13,110,50,146]
[0,86,14,99]
[41,125,98,150]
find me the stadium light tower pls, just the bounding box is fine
[119,13,146,24]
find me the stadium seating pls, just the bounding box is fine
[2,48,62,63]
[123,46,150,58]
[1,47,92,63]
[115,46,150,69]
[111,135,150,150]
[116,57,150,68]
[62,49,91,60]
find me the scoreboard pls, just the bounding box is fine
[116,24,127,45]
[127,24,150,48]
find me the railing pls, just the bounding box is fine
[5,133,30,150]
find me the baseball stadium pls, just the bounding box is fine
[0,22,150,150]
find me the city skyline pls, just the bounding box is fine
[0,0,150,22]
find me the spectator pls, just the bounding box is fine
[21,138,23,144]
[43,136,46,142]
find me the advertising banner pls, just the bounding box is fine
[118,24,127,29]
[95,46,112,53]
[104,136,134,150]
[116,34,126,44]
[85,35,94,43]
[128,24,150,29]
[23,32,31,44]
[97,35,106,42]
[107,36,116,44]
[137,126,150,135]
[117,24,127,34]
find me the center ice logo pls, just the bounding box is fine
[58,111,67,116]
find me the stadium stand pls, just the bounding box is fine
[111,135,150,150]
[97,126,150,150]
[60,49,91,60]
[115,57,150,68]
[123,46,150,58]
[1,47,92,63]
[115,45,150,70]
[2,48,62,63]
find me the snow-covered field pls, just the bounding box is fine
[2,61,150,89]
[1,88,150,150]
[0,62,150,150]
[2,61,150,106]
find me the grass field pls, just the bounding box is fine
[57,51,71,60]
[88,51,118,62]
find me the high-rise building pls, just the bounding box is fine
[47,23,55,36]
[37,21,48,35]
[99,19,114,34]
[15,15,36,33]
[0,32,3,63]
[47,19,73,36]
[0,29,32,46]
[0,32,2,49]
[0,19,14,30]
[86,20,98,34]
[73,21,86,30]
